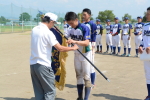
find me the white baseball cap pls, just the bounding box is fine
[44,12,58,24]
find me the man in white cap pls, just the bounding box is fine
[30,12,78,100]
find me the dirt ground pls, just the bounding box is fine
[0,32,147,100]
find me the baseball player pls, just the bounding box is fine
[138,7,150,100]
[134,16,144,57]
[82,8,97,89]
[95,19,103,53]
[112,17,122,55]
[121,17,132,57]
[65,11,92,100]
[104,19,113,54]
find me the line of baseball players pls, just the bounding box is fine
[64,15,145,58]
[95,16,144,57]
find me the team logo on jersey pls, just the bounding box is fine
[144,30,150,36]
[70,34,83,40]
[106,27,111,31]
[123,26,129,29]
[136,26,142,29]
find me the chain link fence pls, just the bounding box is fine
[0,3,65,33]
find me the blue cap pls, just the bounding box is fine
[106,19,110,22]
[114,17,119,20]
[63,19,66,21]
[96,19,101,22]
[124,17,129,20]
[137,16,142,19]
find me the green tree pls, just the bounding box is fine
[97,10,115,22]
[0,16,10,24]
[131,19,137,23]
[34,13,41,22]
[143,12,146,22]
[57,17,64,23]
[19,12,31,21]
[77,13,82,22]
[122,13,132,21]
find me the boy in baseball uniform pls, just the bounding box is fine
[112,17,122,55]
[65,11,92,100]
[95,19,103,53]
[134,16,144,57]
[138,7,150,100]
[121,17,132,57]
[104,19,113,54]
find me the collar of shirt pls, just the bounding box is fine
[40,23,49,30]
[74,23,81,29]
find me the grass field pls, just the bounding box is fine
[0,26,34,33]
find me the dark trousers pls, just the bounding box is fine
[30,63,56,100]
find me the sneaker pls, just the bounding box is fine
[95,51,99,53]
[99,51,102,53]
[134,54,138,57]
[109,52,113,55]
[112,52,116,55]
[144,96,150,100]
[116,52,120,56]
[77,98,83,100]
[126,54,131,57]
[104,51,108,54]
[121,53,126,56]
[91,84,95,90]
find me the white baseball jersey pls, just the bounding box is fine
[134,23,144,33]
[66,23,91,54]
[106,25,113,33]
[96,24,103,34]
[112,23,121,34]
[141,23,150,48]
[122,23,132,34]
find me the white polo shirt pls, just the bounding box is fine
[30,23,58,67]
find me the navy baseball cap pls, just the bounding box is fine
[137,16,142,19]
[114,17,119,20]
[124,17,129,20]
[96,19,101,22]
[106,19,110,22]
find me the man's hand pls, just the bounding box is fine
[67,39,76,44]
[72,44,79,50]
[146,47,150,54]
[138,46,143,54]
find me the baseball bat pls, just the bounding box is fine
[54,25,110,82]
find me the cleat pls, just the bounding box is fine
[95,51,99,53]
[104,51,108,54]
[112,52,116,55]
[126,54,131,57]
[134,54,138,57]
[99,51,102,53]
[77,98,83,100]
[121,53,126,56]
[116,52,120,56]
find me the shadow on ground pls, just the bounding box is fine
[93,93,142,100]
[65,84,76,88]
[0,97,65,100]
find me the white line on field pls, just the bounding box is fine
[0,71,29,77]
[102,70,107,73]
